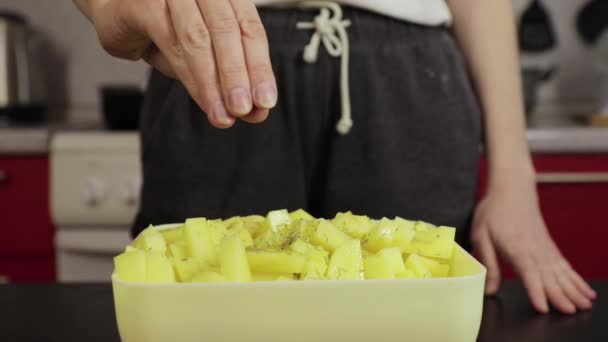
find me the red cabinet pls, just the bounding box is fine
[0,156,55,282]
[479,154,608,280]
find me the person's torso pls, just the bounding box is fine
[254,0,452,26]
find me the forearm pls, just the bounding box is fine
[446,0,535,190]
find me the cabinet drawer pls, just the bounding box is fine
[0,157,54,254]
[0,254,55,282]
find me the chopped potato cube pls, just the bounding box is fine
[363,247,405,279]
[402,226,456,259]
[276,276,295,281]
[404,254,432,278]
[173,257,210,282]
[310,219,351,252]
[393,217,416,251]
[227,228,254,247]
[331,211,374,238]
[124,246,139,253]
[362,218,397,253]
[302,254,329,280]
[247,250,307,274]
[223,216,242,228]
[289,209,315,222]
[414,221,435,232]
[133,225,166,253]
[146,251,176,283]
[265,209,291,233]
[242,215,266,238]
[411,254,451,278]
[167,242,188,260]
[290,239,329,258]
[114,250,146,282]
[208,219,227,246]
[184,218,217,264]
[252,272,295,281]
[190,271,225,283]
[254,225,294,249]
[219,235,251,282]
[396,269,417,279]
[327,239,364,280]
[160,226,184,245]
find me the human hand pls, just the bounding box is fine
[85,0,277,127]
[472,177,597,314]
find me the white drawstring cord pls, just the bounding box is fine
[296,1,353,135]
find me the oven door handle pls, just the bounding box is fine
[536,172,608,184]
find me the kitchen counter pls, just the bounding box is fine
[527,127,608,153]
[0,126,51,155]
[0,281,605,342]
[2,121,608,155]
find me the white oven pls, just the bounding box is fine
[51,132,140,282]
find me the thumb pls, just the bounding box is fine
[472,229,502,295]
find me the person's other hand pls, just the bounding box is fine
[88,0,277,127]
[472,177,597,314]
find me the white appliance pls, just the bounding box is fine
[51,132,140,282]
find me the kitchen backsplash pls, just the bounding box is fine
[0,0,603,122]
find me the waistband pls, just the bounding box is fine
[258,4,450,46]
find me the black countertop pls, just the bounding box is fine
[0,281,605,341]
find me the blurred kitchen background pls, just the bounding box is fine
[0,0,607,284]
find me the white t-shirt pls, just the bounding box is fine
[254,0,452,26]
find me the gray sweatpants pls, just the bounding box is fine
[133,6,483,248]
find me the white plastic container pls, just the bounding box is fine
[113,224,486,342]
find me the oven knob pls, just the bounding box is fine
[82,177,105,206]
[120,178,141,206]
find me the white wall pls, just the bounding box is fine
[0,0,149,123]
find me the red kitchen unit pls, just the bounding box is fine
[0,156,55,282]
[479,154,608,280]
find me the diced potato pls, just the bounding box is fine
[190,271,226,283]
[404,254,432,278]
[310,219,351,252]
[302,254,329,280]
[167,242,188,260]
[252,272,295,282]
[402,226,456,260]
[290,239,329,258]
[414,221,435,232]
[173,257,210,282]
[219,235,252,282]
[289,239,328,280]
[265,209,291,233]
[361,218,397,253]
[331,211,374,238]
[396,269,417,279]
[289,209,315,222]
[133,225,166,253]
[327,239,364,280]
[184,218,217,264]
[393,217,416,251]
[363,255,391,279]
[242,215,266,238]
[146,251,176,283]
[247,250,307,274]
[227,228,254,247]
[223,216,242,229]
[114,249,146,282]
[276,276,295,282]
[160,226,184,244]
[363,247,405,279]
[412,254,451,278]
[254,225,294,249]
[124,246,139,253]
[208,219,228,246]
